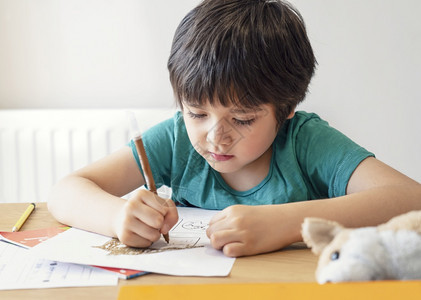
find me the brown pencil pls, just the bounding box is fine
[132,132,170,244]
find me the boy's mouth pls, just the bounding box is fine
[208,152,234,162]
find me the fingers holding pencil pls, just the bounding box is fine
[113,189,178,248]
[138,189,178,237]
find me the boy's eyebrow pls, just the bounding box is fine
[186,103,202,108]
[184,102,262,114]
[229,107,263,114]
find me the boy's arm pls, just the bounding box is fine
[207,157,421,257]
[48,146,178,245]
[48,146,143,236]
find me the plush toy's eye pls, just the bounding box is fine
[330,251,340,261]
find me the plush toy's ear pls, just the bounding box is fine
[301,218,344,255]
[378,210,421,233]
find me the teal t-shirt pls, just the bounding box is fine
[130,111,374,210]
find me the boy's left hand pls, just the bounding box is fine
[206,204,283,257]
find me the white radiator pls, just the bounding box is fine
[0,109,175,203]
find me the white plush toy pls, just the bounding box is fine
[301,210,421,283]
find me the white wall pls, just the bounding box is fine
[293,0,421,182]
[0,0,200,109]
[0,0,420,182]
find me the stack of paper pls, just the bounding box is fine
[0,207,235,290]
[0,240,118,290]
[30,207,236,277]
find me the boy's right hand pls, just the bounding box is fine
[112,189,178,248]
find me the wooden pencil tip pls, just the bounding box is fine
[163,233,170,243]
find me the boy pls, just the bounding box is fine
[48,0,421,257]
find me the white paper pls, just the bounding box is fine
[31,207,235,276]
[0,241,118,290]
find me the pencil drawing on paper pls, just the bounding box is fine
[181,220,208,231]
[171,217,210,232]
[92,217,210,256]
[93,237,204,256]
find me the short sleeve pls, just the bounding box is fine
[294,114,375,198]
[129,114,177,188]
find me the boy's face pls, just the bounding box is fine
[182,101,279,177]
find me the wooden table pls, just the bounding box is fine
[0,202,317,300]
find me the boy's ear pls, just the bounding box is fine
[286,110,295,119]
[301,218,344,255]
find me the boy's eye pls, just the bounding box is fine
[187,111,206,119]
[233,118,256,126]
[186,110,256,126]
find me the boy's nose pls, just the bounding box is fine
[206,121,233,147]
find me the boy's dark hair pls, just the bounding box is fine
[167,0,316,128]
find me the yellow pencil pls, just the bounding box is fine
[12,203,36,232]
